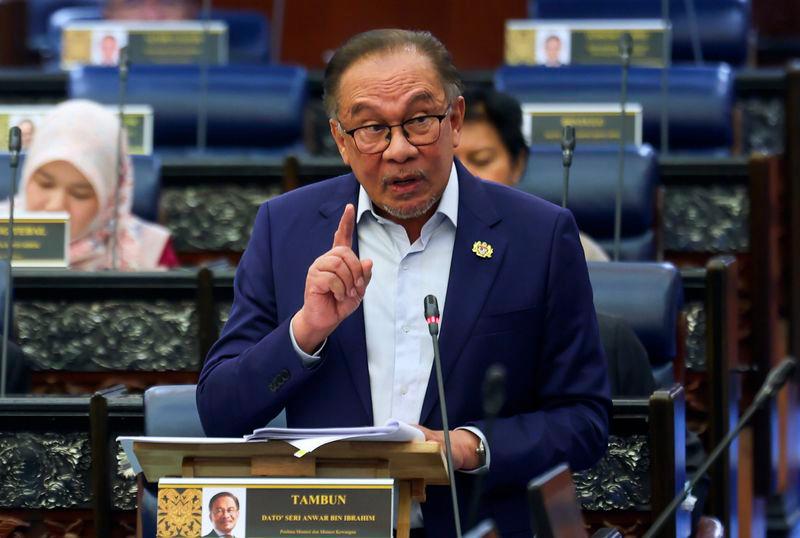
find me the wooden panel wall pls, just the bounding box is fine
[213,0,527,69]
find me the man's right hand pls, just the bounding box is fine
[291,203,373,354]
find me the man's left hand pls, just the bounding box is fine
[415,426,481,470]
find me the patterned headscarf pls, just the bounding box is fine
[7,99,171,270]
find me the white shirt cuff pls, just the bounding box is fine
[289,319,326,367]
[456,426,491,474]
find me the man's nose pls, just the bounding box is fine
[381,125,418,163]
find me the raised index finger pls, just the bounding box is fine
[332,203,355,249]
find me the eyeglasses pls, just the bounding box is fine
[340,106,452,155]
[213,508,239,516]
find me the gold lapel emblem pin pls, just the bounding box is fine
[472,241,493,259]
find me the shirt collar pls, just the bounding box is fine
[356,161,459,227]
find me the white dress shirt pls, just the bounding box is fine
[289,163,489,525]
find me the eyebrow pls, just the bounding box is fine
[34,169,56,182]
[347,90,440,119]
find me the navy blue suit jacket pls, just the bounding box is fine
[198,160,610,537]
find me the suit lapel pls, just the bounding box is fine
[420,162,506,424]
[320,174,374,423]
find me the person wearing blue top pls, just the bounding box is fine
[197,29,610,537]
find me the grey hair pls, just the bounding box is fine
[322,29,464,119]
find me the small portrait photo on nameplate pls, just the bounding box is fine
[157,477,394,538]
[0,104,154,156]
[62,20,229,70]
[505,19,668,67]
[0,211,69,268]
[91,27,128,67]
[521,103,643,146]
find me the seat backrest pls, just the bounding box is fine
[519,144,658,260]
[495,64,734,152]
[69,65,307,149]
[588,261,683,366]
[529,0,750,66]
[0,153,162,222]
[144,384,205,437]
[27,0,101,53]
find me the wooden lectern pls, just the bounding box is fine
[133,438,450,538]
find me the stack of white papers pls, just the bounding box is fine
[246,419,425,456]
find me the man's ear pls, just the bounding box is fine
[449,95,466,148]
[329,119,351,166]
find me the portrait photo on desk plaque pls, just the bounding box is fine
[157,478,394,538]
[505,19,667,67]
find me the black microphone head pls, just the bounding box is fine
[8,126,21,154]
[561,125,576,151]
[424,294,440,319]
[619,33,633,61]
[766,357,797,390]
[482,363,506,417]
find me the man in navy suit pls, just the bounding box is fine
[197,29,610,537]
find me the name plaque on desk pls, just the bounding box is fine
[521,103,643,146]
[157,477,394,538]
[505,19,668,67]
[0,212,69,268]
[62,20,228,69]
[0,104,154,155]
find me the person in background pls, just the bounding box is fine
[105,0,199,20]
[455,87,609,261]
[98,34,120,66]
[0,100,178,270]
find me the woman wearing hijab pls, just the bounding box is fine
[3,99,177,270]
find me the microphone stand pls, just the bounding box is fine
[111,46,129,271]
[660,0,671,154]
[466,364,506,529]
[196,0,212,152]
[643,357,798,538]
[1,127,21,398]
[424,295,462,538]
[560,125,576,209]
[614,33,632,262]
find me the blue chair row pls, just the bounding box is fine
[0,153,161,222]
[495,64,734,153]
[69,65,308,152]
[529,0,750,66]
[520,144,659,261]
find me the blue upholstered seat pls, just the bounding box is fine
[69,65,307,151]
[588,261,683,384]
[519,144,658,261]
[140,384,286,538]
[529,0,750,66]
[0,154,162,223]
[46,5,270,63]
[27,0,101,55]
[495,64,734,152]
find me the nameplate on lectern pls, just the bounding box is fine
[157,477,394,538]
[61,20,228,70]
[505,19,668,67]
[0,104,154,155]
[521,103,643,146]
[0,212,69,268]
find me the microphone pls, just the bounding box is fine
[643,357,798,538]
[560,125,576,209]
[683,0,704,65]
[196,0,213,152]
[613,33,633,262]
[1,127,22,397]
[423,294,462,538]
[111,46,129,271]
[467,364,507,529]
[660,0,671,154]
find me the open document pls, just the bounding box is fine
[246,419,425,456]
